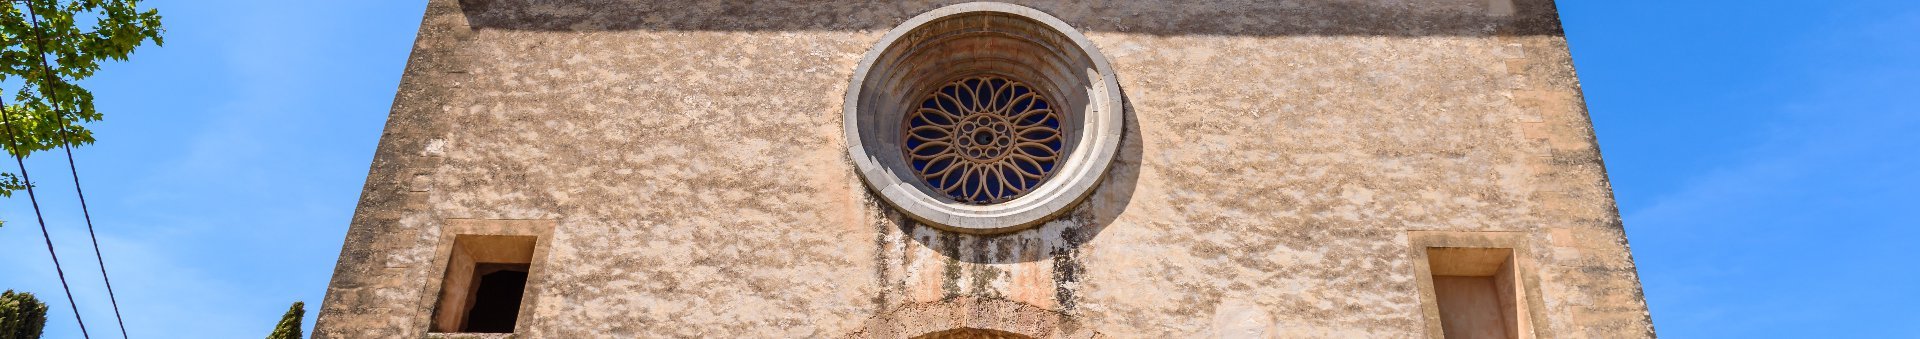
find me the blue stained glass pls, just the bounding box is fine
[902,76,1065,204]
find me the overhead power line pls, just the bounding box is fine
[0,91,90,339]
[21,0,131,337]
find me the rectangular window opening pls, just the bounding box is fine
[431,235,537,334]
[1427,247,1528,339]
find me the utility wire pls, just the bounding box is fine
[22,1,129,337]
[0,89,90,339]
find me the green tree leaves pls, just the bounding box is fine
[0,290,48,339]
[0,0,163,197]
[0,1,161,228]
[267,301,303,339]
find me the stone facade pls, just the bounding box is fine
[316,0,1655,337]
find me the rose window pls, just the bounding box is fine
[903,76,1063,205]
[845,2,1121,233]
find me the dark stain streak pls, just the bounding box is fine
[1051,216,1088,312]
[996,239,1015,262]
[870,203,893,313]
[940,231,963,299]
[970,265,1001,299]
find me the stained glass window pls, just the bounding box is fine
[903,76,1063,204]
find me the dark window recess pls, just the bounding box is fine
[462,264,529,333]
[431,235,538,333]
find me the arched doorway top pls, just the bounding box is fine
[844,297,1103,339]
[912,327,1033,339]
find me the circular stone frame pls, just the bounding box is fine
[845,2,1123,234]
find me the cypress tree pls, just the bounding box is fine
[0,290,48,339]
[266,301,303,339]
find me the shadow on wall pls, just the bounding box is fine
[454,0,1566,37]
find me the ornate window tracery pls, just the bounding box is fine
[844,2,1122,233]
[903,76,1063,204]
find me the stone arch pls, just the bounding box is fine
[844,297,1103,339]
[913,328,1034,339]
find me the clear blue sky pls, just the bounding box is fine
[0,0,1913,337]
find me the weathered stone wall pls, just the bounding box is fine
[316,0,1654,337]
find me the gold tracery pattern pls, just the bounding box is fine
[903,76,1063,205]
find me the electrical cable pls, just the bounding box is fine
[21,1,130,337]
[0,89,90,339]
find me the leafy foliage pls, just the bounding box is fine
[0,0,163,217]
[0,290,48,339]
[266,301,303,339]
